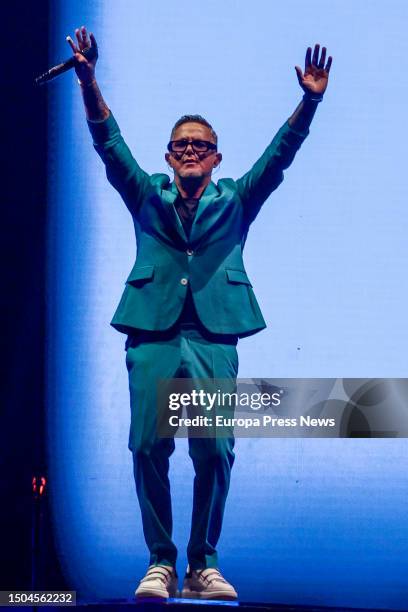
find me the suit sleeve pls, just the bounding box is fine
[236,120,309,226]
[87,112,150,216]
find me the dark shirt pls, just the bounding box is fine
[174,196,199,239]
[174,196,200,326]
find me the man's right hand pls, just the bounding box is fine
[66,26,98,85]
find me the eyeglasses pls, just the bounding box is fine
[167,139,217,155]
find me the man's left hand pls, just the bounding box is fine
[295,44,333,97]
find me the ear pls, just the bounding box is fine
[165,152,173,167]
[213,152,222,168]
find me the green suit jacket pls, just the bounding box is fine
[87,113,309,338]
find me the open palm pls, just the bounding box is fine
[295,44,332,96]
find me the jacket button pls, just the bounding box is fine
[180,278,188,285]
[186,249,194,256]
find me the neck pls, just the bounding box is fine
[175,175,211,199]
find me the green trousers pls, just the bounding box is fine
[125,323,238,570]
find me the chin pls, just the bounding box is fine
[181,169,203,179]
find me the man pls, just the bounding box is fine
[67,27,332,600]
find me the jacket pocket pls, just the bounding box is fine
[225,268,252,286]
[126,264,155,286]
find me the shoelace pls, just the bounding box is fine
[140,565,174,585]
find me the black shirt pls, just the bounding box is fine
[174,197,200,325]
[174,196,199,238]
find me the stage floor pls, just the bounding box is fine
[35,597,396,612]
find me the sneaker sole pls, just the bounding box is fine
[135,588,179,599]
[181,588,237,600]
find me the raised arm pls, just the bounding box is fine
[67,26,149,215]
[236,44,332,226]
[66,27,109,121]
[289,43,332,132]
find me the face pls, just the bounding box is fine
[165,122,222,181]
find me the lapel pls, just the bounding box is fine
[190,181,218,243]
[161,180,219,245]
[161,183,187,243]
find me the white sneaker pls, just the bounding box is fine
[181,565,238,600]
[135,564,178,599]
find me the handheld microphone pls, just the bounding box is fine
[34,45,97,86]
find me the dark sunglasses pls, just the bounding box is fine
[167,138,217,154]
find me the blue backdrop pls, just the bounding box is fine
[47,0,408,608]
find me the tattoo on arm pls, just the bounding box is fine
[80,80,110,122]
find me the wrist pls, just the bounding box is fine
[302,92,324,103]
[77,77,96,87]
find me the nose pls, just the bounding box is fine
[182,143,198,161]
[184,142,195,155]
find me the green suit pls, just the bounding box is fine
[87,114,309,337]
[87,112,309,570]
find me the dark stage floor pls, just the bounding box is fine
[34,597,399,612]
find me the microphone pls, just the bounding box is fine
[34,45,97,86]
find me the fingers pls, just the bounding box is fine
[67,25,97,62]
[74,28,82,48]
[312,43,320,66]
[318,46,326,69]
[80,25,88,47]
[66,35,79,55]
[75,25,90,51]
[306,44,333,73]
[89,32,98,49]
[305,47,312,70]
[294,65,303,86]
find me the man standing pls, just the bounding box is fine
[67,27,332,600]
